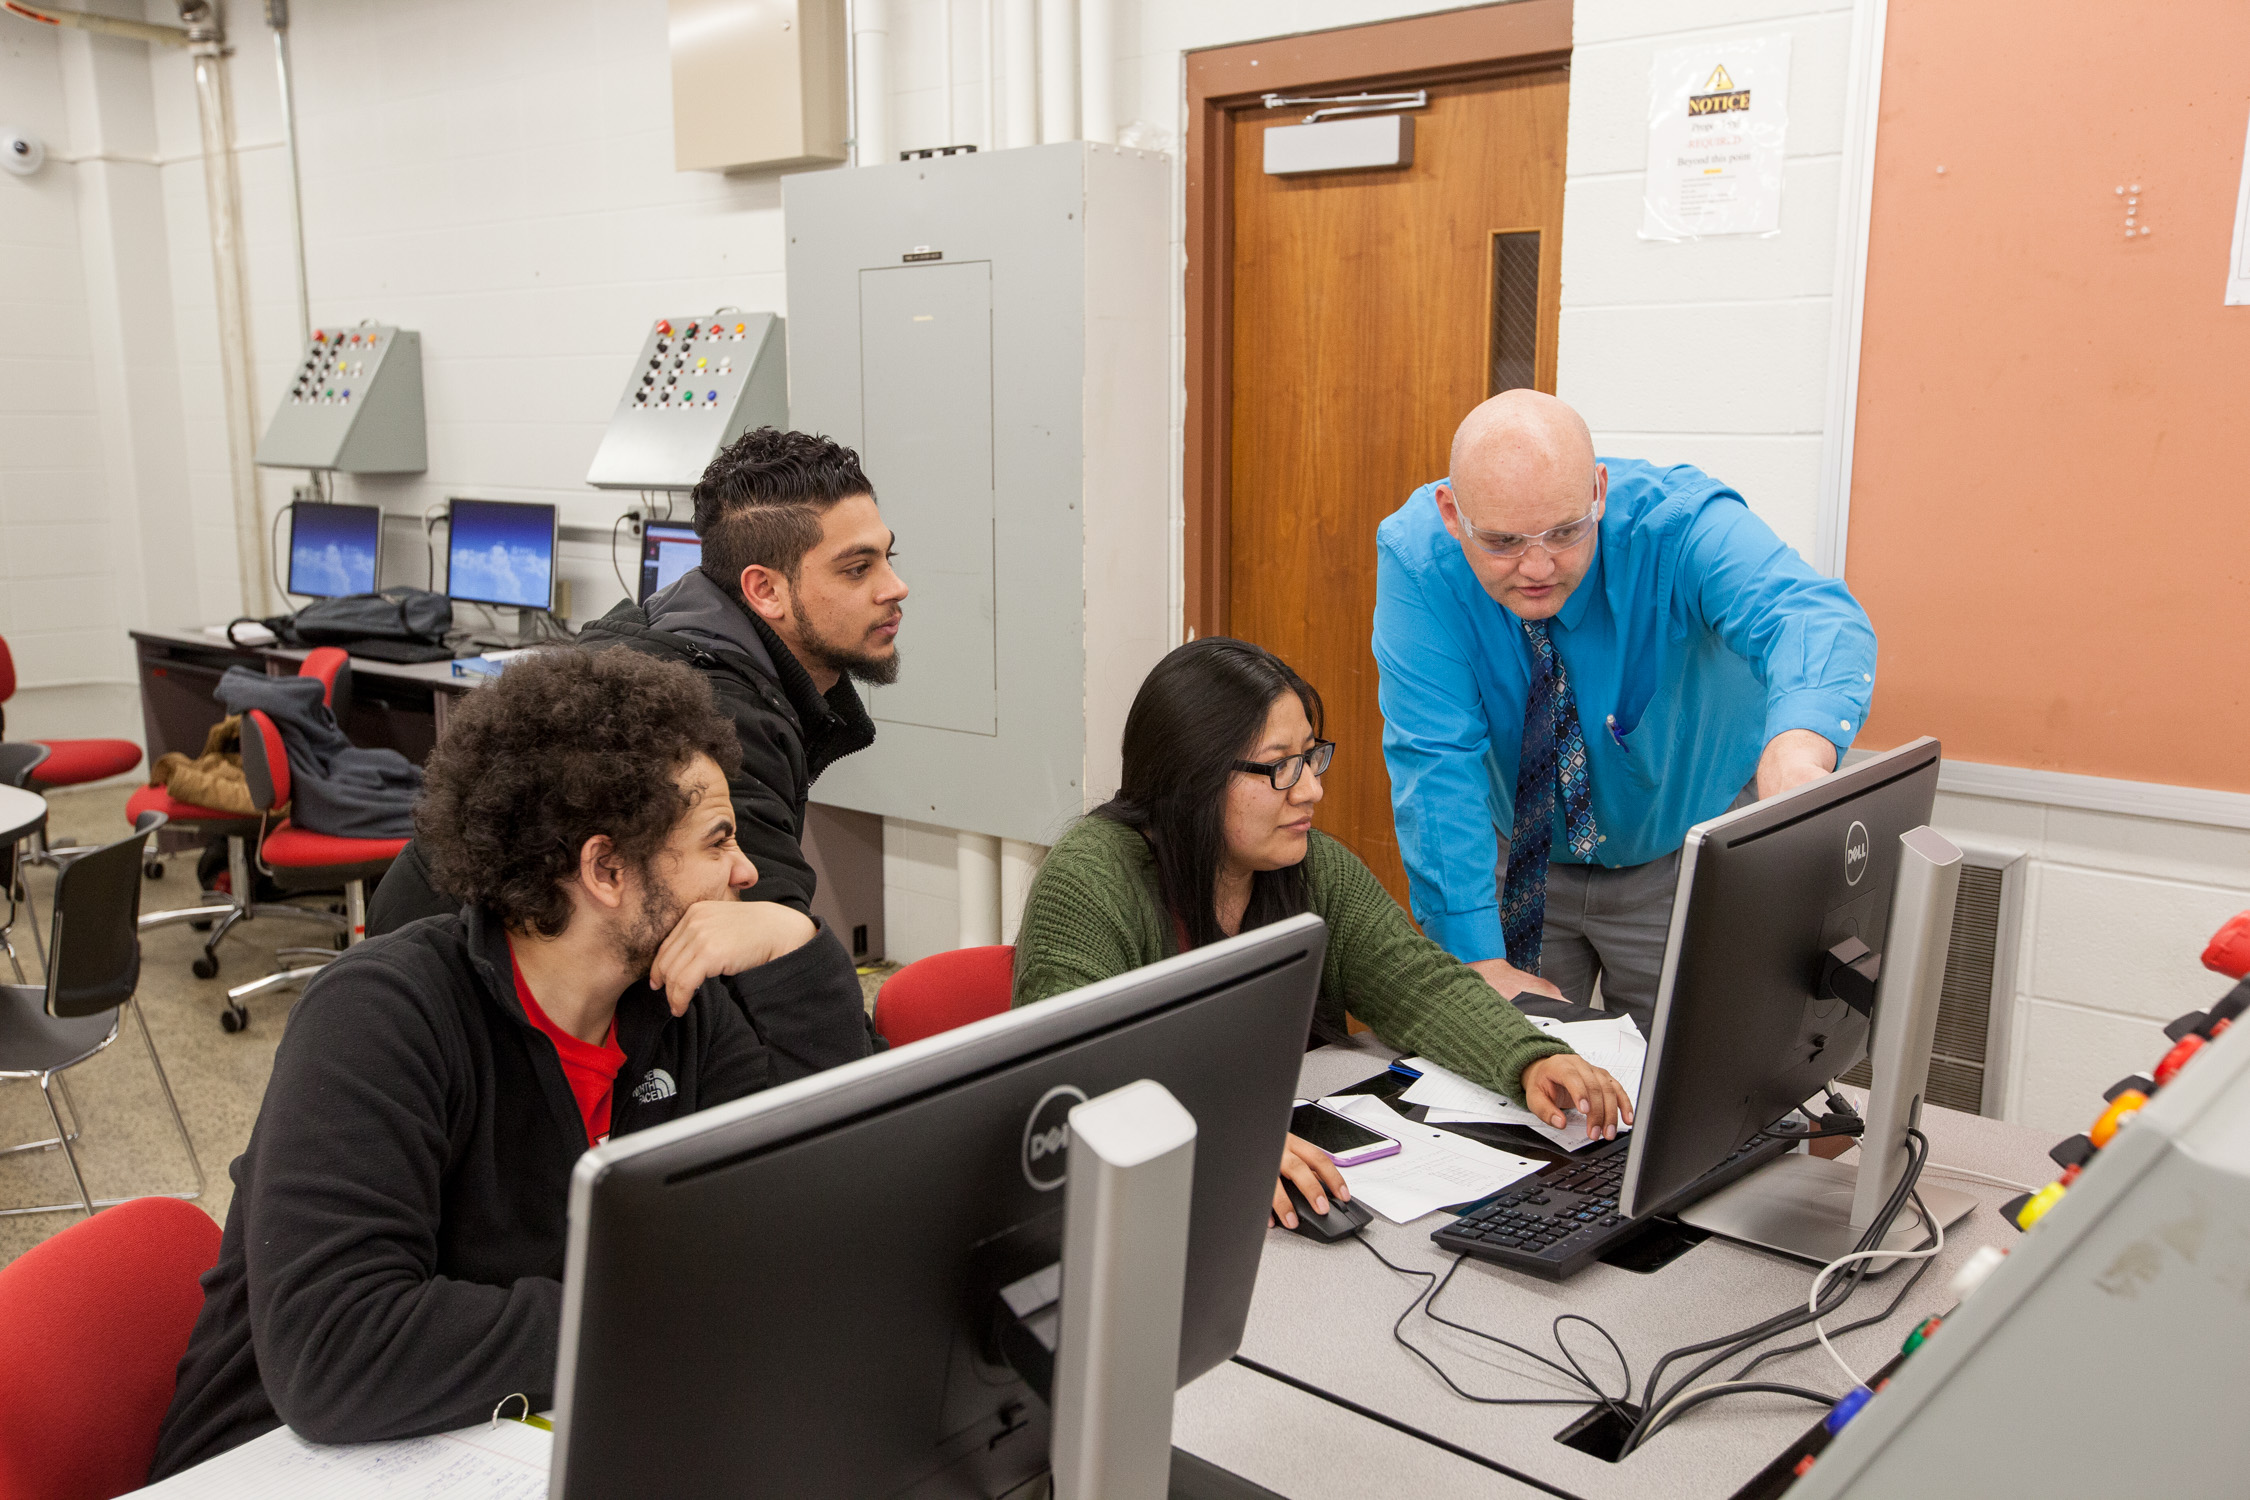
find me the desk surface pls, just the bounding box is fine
[1171,1038,2053,1500]
[133,626,485,694]
[0,784,45,844]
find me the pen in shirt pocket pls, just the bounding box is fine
[1605,714,1631,753]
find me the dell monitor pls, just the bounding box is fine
[285,501,382,599]
[1619,737,1973,1260]
[636,520,701,603]
[445,497,556,610]
[551,914,1326,1500]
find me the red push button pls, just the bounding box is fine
[2155,1034,2206,1088]
[2205,912,2250,979]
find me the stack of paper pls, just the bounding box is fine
[1401,1015,1648,1152]
[130,1416,551,1497]
[1318,1094,1543,1224]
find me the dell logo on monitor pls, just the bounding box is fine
[1021,1084,1088,1191]
[1844,821,1870,885]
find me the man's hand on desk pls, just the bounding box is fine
[1520,1054,1634,1140]
[1755,728,1838,801]
[1272,1134,1350,1230]
[1468,957,1565,1006]
[647,899,818,1015]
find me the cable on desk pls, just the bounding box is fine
[1617,1128,1931,1458]
[1351,1234,1609,1414]
[1731,1249,1931,1383]
[1924,1162,2036,1194]
[269,502,296,605]
[1418,1253,1636,1427]
[1809,1188,1946,1385]
[1629,1382,1834,1451]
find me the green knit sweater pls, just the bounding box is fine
[1011,816,1570,1103]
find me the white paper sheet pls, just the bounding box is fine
[1400,1017,1647,1152]
[1319,1094,1542,1224]
[129,1417,552,1498]
[1641,34,1792,241]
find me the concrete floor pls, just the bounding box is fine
[1,783,903,1268]
[1,783,302,1265]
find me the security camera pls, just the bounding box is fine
[1,130,44,177]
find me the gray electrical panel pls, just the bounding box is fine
[783,142,1172,846]
[585,312,788,491]
[255,325,426,472]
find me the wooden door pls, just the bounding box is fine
[1226,70,1569,903]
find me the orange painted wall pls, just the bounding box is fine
[1847,0,2250,792]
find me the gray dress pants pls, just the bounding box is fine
[1497,783,1755,1036]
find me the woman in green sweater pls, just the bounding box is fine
[1012,638,1632,1230]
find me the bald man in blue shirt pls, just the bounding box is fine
[1373,391,1877,1032]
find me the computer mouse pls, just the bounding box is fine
[1279,1178,1373,1242]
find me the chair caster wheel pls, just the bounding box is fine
[220,1005,248,1033]
[144,860,166,881]
[192,954,220,980]
[189,919,214,933]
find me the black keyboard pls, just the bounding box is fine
[1430,1129,1793,1281]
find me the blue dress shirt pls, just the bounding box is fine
[1372,459,1877,966]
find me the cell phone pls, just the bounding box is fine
[1289,1101,1403,1167]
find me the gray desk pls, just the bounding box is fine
[1169,1038,2053,1500]
[131,627,478,770]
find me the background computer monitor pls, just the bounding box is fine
[445,497,556,610]
[1618,738,1943,1220]
[285,501,382,599]
[551,914,1326,1500]
[637,520,701,603]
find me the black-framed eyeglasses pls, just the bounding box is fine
[1234,740,1336,790]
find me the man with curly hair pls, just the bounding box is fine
[370,426,903,1080]
[149,649,854,1480]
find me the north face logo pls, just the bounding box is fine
[632,1068,677,1105]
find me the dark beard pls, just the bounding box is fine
[791,593,901,686]
[617,873,688,978]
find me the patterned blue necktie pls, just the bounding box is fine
[1498,617,1600,973]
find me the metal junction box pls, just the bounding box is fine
[256,325,426,473]
[586,312,788,491]
[783,143,1172,845]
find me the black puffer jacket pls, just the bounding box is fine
[578,569,877,911]
[367,570,881,1078]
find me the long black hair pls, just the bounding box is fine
[1093,637,1326,950]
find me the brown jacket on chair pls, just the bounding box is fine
[149,715,275,818]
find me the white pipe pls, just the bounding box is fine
[1002,0,1036,148]
[982,0,998,150]
[957,832,1002,948]
[269,7,309,347]
[1078,0,1113,145]
[940,0,955,144]
[1000,839,1044,945]
[853,0,891,167]
[1037,0,1076,143]
[188,28,269,617]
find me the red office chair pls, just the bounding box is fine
[0,1195,221,1500]
[0,633,145,793]
[873,945,1016,1047]
[129,649,355,986]
[222,698,405,1032]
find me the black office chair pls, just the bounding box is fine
[0,741,50,984]
[0,810,204,1218]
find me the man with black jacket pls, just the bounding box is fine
[368,428,906,1079]
[149,649,857,1479]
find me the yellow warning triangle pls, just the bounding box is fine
[1702,63,1736,92]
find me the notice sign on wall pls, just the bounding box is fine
[1642,35,1791,241]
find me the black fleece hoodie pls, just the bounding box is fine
[144,906,838,1481]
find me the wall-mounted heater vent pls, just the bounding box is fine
[1842,840,2026,1117]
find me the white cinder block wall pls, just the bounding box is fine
[1557,0,1856,558]
[8,0,2243,1131]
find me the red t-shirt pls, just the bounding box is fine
[510,945,626,1148]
